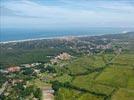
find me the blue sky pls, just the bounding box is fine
[1,0,134,29]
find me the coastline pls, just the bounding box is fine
[0,34,100,44]
[0,32,129,44]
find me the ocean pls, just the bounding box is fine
[0,27,134,42]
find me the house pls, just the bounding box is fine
[12,79,23,85]
[50,59,58,65]
[34,69,40,74]
[22,63,41,68]
[0,69,9,74]
[21,64,32,68]
[7,66,20,73]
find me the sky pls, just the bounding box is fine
[0,0,134,29]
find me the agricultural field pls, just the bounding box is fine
[53,52,134,99]
[66,55,106,75]
[0,32,134,100]
[55,88,104,100]
[111,88,134,100]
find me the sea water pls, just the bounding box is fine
[0,27,133,42]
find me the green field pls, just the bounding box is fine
[53,53,134,99]
[66,55,106,75]
[55,88,104,100]
[111,88,134,100]
[1,33,134,100]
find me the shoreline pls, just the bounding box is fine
[0,32,129,44]
[0,34,101,44]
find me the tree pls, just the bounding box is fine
[33,88,42,100]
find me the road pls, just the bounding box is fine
[0,81,8,95]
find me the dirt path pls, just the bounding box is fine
[42,86,54,100]
[0,81,8,95]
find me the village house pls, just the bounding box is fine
[50,59,58,65]
[7,66,20,73]
[34,69,40,74]
[12,79,23,85]
[21,63,41,68]
[0,69,9,74]
[21,64,32,68]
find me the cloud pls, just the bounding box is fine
[98,1,134,13]
[0,0,134,28]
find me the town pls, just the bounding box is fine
[0,32,134,100]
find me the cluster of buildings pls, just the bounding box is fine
[0,63,41,74]
[50,52,71,64]
[96,43,112,49]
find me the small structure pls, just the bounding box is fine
[22,63,41,68]
[22,64,32,68]
[34,69,40,74]
[50,59,58,65]
[12,79,23,85]
[7,66,20,73]
[0,69,9,74]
